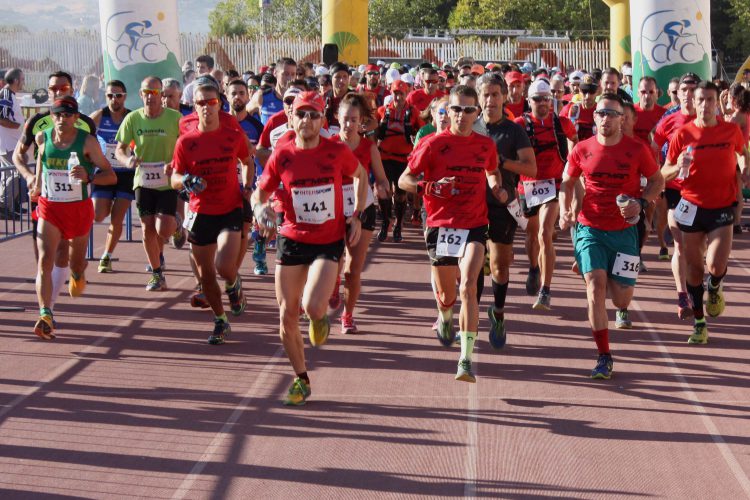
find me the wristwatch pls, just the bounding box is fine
[351,209,363,220]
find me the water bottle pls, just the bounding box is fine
[616,194,640,225]
[67,152,81,185]
[677,146,693,180]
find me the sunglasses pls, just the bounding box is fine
[594,109,623,117]
[195,98,220,107]
[425,79,439,84]
[107,93,126,99]
[437,108,448,115]
[449,105,478,114]
[141,88,161,95]
[283,98,296,105]
[48,85,71,92]
[531,95,552,102]
[670,91,678,95]
[294,110,322,120]
[366,72,379,76]
[249,85,260,91]
[52,111,75,119]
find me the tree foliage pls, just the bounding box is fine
[209,0,321,37]
[369,0,456,37]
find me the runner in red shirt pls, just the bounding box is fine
[633,76,666,143]
[171,77,255,345]
[356,64,389,107]
[513,79,577,310]
[406,67,445,117]
[559,93,663,380]
[251,90,369,406]
[560,78,598,141]
[662,81,750,345]
[504,71,528,118]
[399,85,507,383]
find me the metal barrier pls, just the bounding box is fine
[0,164,33,242]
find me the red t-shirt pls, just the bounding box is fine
[666,121,745,209]
[179,110,242,135]
[331,135,373,184]
[561,102,596,141]
[406,89,443,113]
[513,113,576,191]
[407,130,498,228]
[258,136,359,244]
[567,135,659,231]
[653,111,695,190]
[634,104,666,144]
[505,101,525,119]
[172,126,250,215]
[259,110,288,149]
[377,104,419,162]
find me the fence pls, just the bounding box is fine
[0,164,33,242]
[1,29,610,89]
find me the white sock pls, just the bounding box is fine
[438,306,453,323]
[459,331,477,361]
[50,265,68,307]
[101,252,111,259]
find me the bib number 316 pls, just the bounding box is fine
[612,252,640,280]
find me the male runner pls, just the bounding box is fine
[561,77,598,141]
[356,64,389,107]
[559,93,663,379]
[249,57,296,125]
[662,81,749,344]
[252,90,369,405]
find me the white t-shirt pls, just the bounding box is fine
[0,88,24,153]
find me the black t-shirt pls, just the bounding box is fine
[22,111,97,148]
[475,116,532,206]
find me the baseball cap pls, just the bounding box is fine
[365,64,379,73]
[283,86,303,100]
[293,91,325,113]
[471,64,485,75]
[679,72,701,85]
[418,62,433,70]
[385,68,401,85]
[390,80,409,94]
[194,75,219,91]
[51,96,78,114]
[456,56,474,69]
[315,65,329,76]
[401,73,415,85]
[260,73,277,86]
[376,60,386,66]
[580,80,599,94]
[568,70,585,83]
[504,71,524,85]
[528,79,552,96]
[390,62,401,70]
[357,64,366,73]
[330,62,349,75]
[621,66,633,76]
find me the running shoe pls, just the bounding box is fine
[705,279,725,318]
[146,272,167,291]
[532,289,551,310]
[658,246,670,261]
[33,315,55,341]
[525,267,541,296]
[436,318,454,347]
[615,309,632,329]
[283,377,311,406]
[252,238,266,263]
[392,225,403,243]
[327,277,342,315]
[687,320,708,345]
[590,353,614,379]
[68,272,86,298]
[410,212,421,227]
[377,223,388,242]
[341,312,357,334]
[639,260,648,273]
[455,359,476,383]
[253,261,268,275]
[431,317,439,331]
[98,255,112,273]
[487,307,507,350]
[146,253,166,273]
[208,318,231,345]
[226,276,246,316]
[190,291,210,309]
[677,293,693,321]
[172,213,186,249]
[308,315,330,347]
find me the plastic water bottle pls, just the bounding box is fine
[616,194,639,225]
[67,152,80,185]
[677,146,693,180]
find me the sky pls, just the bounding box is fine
[0,0,219,33]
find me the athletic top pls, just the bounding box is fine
[477,116,532,205]
[41,128,94,202]
[357,84,389,107]
[97,107,131,171]
[179,110,243,135]
[567,135,658,231]
[513,113,576,189]
[666,121,745,209]
[259,88,283,125]
[172,125,250,215]
[653,110,695,190]
[633,104,666,144]
[258,136,359,244]
[406,89,444,113]
[408,129,498,228]
[259,110,288,149]
[561,102,596,140]
[376,103,418,162]
[505,100,527,119]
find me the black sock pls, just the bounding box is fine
[708,270,726,289]
[378,198,392,227]
[476,271,484,302]
[296,371,310,385]
[394,201,405,227]
[686,282,705,319]
[541,285,550,294]
[492,280,509,312]
[153,267,162,275]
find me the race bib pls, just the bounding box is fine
[292,183,335,224]
[506,198,528,230]
[522,178,556,208]
[105,143,127,168]
[612,252,640,280]
[138,162,167,189]
[342,183,375,217]
[185,209,197,231]
[236,161,243,185]
[436,228,469,258]
[43,170,82,202]
[674,198,697,226]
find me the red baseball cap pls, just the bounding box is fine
[505,71,524,85]
[293,90,325,113]
[471,64,485,75]
[365,64,379,73]
[390,80,409,94]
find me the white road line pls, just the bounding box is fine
[0,275,193,421]
[631,300,750,496]
[464,353,479,499]
[171,344,285,499]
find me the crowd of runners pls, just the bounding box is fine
[2,55,749,405]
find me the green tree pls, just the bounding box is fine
[209,0,321,37]
[369,0,457,37]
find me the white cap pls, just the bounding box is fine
[283,86,303,100]
[357,64,366,73]
[568,70,585,83]
[622,66,633,76]
[385,68,401,85]
[315,66,329,76]
[528,79,552,96]
[401,73,415,85]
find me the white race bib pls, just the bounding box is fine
[292,183,335,224]
[342,182,375,217]
[612,252,640,280]
[236,161,243,185]
[105,143,127,169]
[138,162,167,189]
[506,198,528,230]
[674,198,697,226]
[43,170,82,202]
[436,227,469,258]
[185,209,197,231]
[522,178,556,208]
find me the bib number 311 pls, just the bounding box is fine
[436,228,469,258]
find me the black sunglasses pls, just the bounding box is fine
[449,105,478,114]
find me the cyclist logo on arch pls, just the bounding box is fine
[641,10,706,69]
[105,10,170,70]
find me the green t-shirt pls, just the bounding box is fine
[115,107,181,190]
[414,123,436,145]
